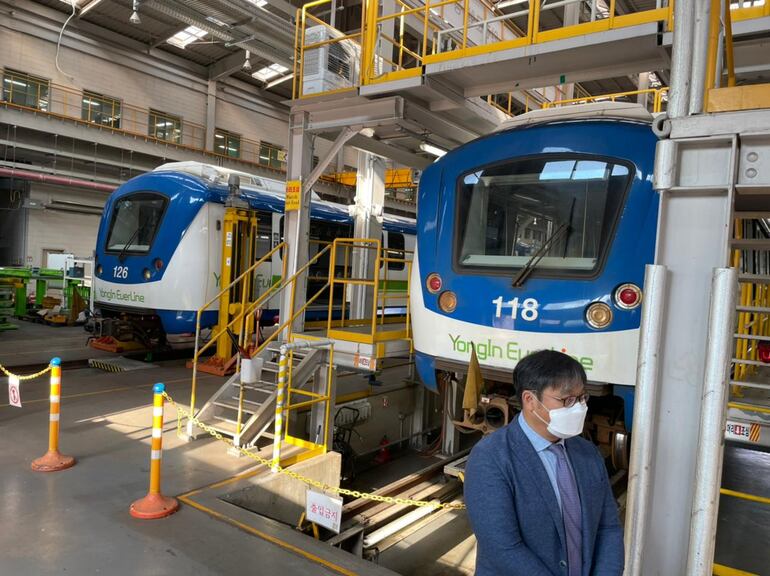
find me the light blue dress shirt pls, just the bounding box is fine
[518,413,575,513]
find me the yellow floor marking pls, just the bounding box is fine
[178,495,358,576]
[713,563,759,576]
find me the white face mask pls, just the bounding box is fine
[531,395,588,439]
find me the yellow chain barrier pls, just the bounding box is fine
[162,390,466,511]
[0,362,53,381]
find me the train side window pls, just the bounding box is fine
[387,232,405,271]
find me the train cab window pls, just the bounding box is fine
[106,193,167,254]
[387,232,405,271]
[457,156,631,275]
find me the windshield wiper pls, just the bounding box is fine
[511,197,576,288]
[118,221,147,263]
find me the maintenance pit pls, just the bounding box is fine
[0,322,767,575]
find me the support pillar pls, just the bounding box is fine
[637,72,651,108]
[559,3,580,101]
[627,127,735,575]
[350,150,385,320]
[205,80,217,151]
[279,111,313,336]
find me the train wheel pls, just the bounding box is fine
[611,431,630,471]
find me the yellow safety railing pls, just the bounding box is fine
[543,87,670,113]
[295,0,677,94]
[190,242,287,423]
[326,238,412,347]
[293,0,367,99]
[731,218,770,394]
[293,0,769,98]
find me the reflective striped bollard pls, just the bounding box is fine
[31,357,76,472]
[129,383,179,519]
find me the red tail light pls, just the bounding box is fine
[614,283,642,310]
[426,273,442,294]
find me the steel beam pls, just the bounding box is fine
[209,52,249,81]
[279,110,313,336]
[350,151,385,319]
[632,127,735,574]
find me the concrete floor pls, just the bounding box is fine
[715,444,770,575]
[1,322,768,575]
[0,321,114,368]
[0,359,393,575]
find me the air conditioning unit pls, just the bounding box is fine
[302,25,357,96]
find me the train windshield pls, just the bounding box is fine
[105,193,167,253]
[457,156,631,274]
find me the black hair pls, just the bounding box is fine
[513,350,587,403]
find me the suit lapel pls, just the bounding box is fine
[509,416,566,551]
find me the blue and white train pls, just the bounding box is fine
[90,162,415,348]
[410,104,660,462]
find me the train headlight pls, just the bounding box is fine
[153,258,164,271]
[426,273,442,294]
[142,268,152,281]
[438,290,457,313]
[95,265,103,277]
[586,302,612,329]
[614,283,642,310]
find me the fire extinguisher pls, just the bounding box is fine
[374,435,391,465]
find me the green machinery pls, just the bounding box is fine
[0,267,90,320]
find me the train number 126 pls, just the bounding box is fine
[492,296,539,321]
[113,266,129,279]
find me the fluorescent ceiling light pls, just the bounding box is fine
[496,0,529,8]
[167,25,208,49]
[252,63,289,82]
[245,0,268,7]
[265,73,294,89]
[419,142,447,157]
[205,15,229,27]
[58,0,86,6]
[79,0,106,15]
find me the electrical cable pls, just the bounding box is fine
[55,0,78,81]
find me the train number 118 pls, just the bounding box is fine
[492,296,539,321]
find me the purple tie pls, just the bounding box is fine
[549,443,582,576]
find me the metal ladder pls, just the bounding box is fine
[193,343,323,449]
[729,206,770,448]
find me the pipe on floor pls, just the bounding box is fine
[362,499,440,548]
[0,168,116,192]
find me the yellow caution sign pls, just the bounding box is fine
[285,180,301,212]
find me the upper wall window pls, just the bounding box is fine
[148,109,182,143]
[82,90,122,129]
[259,141,283,169]
[215,128,241,158]
[2,69,50,111]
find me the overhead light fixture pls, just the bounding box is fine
[245,0,268,7]
[419,141,447,157]
[243,50,252,71]
[79,0,106,16]
[129,0,141,24]
[496,0,529,8]
[265,73,294,89]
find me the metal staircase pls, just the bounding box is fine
[194,343,323,448]
[729,207,770,448]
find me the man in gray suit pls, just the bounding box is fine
[464,350,624,576]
